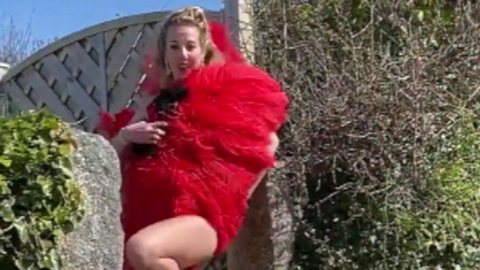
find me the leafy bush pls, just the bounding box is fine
[0,110,85,269]
[394,111,480,268]
[252,0,480,268]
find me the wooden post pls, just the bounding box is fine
[0,62,10,82]
[0,62,10,116]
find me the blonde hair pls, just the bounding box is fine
[156,6,222,85]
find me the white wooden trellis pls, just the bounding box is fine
[0,10,226,131]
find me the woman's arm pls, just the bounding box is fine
[110,127,129,154]
[108,94,154,155]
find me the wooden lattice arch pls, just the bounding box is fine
[0,10,224,131]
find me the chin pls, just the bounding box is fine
[174,71,189,80]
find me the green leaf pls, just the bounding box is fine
[58,143,75,156]
[0,157,12,168]
[58,157,74,178]
[0,198,16,222]
[0,110,85,269]
[13,222,29,244]
[416,10,425,22]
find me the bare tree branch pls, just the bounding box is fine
[0,13,50,65]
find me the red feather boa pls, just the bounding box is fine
[95,21,289,270]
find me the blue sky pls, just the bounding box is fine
[2,0,223,41]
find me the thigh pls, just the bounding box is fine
[126,215,218,269]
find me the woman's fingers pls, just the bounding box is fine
[147,127,165,137]
[148,122,167,136]
[130,121,167,144]
[151,134,161,142]
[148,122,167,143]
[151,121,168,128]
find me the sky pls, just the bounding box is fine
[1,0,223,41]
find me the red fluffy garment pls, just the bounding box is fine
[208,21,245,63]
[96,108,135,140]
[120,61,288,267]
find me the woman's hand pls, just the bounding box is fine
[120,121,168,144]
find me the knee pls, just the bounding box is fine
[126,235,162,269]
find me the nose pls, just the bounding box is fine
[179,47,188,61]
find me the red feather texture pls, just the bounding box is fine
[121,62,288,270]
[95,108,135,140]
[209,21,245,63]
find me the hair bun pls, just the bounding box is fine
[185,6,207,26]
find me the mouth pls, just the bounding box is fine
[178,63,189,73]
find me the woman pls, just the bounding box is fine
[97,6,288,270]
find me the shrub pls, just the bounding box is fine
[0,110,85,269]
[251,0,480,268]
[394,111,480,268]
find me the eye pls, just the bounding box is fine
[186,44,196,51]
[169,44,179,50]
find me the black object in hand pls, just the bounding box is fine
[155,86,188,117]
[131,86,189,156]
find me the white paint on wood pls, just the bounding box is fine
[0,62,10,82]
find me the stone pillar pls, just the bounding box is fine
[227,167,296,270]
[224,0,255,62]
[222,2,296,269]
[58,129,124,270]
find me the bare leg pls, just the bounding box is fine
[126,215,217,270]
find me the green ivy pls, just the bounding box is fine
[394,112,480,268]
[0,110,85,269]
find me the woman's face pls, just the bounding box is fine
[164,25,205,80]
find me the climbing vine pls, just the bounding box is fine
[0,110,85,269]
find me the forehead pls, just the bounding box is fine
[166,25,201,42]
